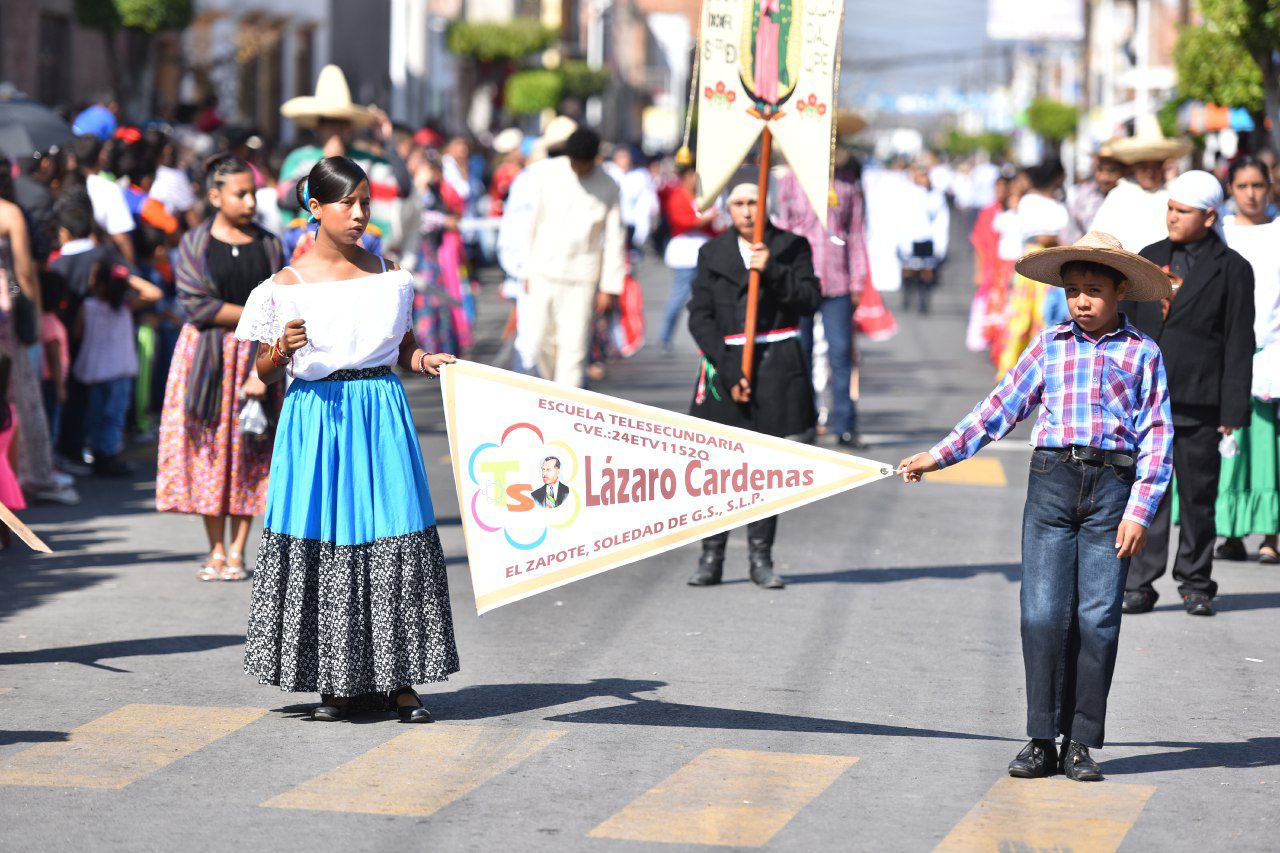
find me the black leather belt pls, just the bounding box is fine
[1037,446,1137,469]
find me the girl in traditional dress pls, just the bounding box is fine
[156,156,282,581]
[235,156,458,722]
[1213,157,1280,563]
[995,163,1067,378]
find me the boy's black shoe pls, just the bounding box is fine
[1182,593,1215,616]
[92,455,133,478]
[1122,589,1157,614]
[1214,538,1248,561]
[1060,741,1103,782]
[1008,738,1058,778]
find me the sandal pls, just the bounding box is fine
[197,552,226,582]
[388,686,433,724]
[220,552,250,582]
[1259,545,1279,565]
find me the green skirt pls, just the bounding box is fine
[1174,398,1280,536]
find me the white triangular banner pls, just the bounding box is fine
[441,361,893,614]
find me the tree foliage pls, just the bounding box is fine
[1026,97,1079,141]
[1174,22,1263,110]
[504,70,564,115]
[447,20,558,62]
[560,60,610,100]
[940,129,1010,159]
[74,0,193,34]
[1173,0,1280,151]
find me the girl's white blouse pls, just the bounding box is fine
[234,269,414,381]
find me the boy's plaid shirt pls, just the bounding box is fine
[931,318,1174,526]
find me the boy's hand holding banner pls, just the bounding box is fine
[441,361,893,613]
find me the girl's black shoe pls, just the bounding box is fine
[313,695,350,722]
[388,686,433,723]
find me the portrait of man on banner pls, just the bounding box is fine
[532,456,571,509]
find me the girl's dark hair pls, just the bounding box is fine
[295,156,368,214]
[40,270,67,313]
[1228,155,1272,186]
[1060,260,1125,287]
[91,262,129,311]
[0,354,11,432]
[0,155,13,203]
[1026,160,1066,192]
[204,154,253,192]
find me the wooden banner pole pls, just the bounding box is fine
[741,125,773,385]
[0,503,51,553]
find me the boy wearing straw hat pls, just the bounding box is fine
[899,232,1174,781]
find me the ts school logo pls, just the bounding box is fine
[441,361,893,614]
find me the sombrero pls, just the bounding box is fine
[492,127,524,155]
[1014,231,1173,302]
[528,115,578,161]
[281,65,376,127]
[1107,115,1191,165]
[836,110,867,137]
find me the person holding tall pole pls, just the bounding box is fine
[685,182,822,588]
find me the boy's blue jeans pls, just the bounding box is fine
[1021,449,1134,749]
[86,377,132,457]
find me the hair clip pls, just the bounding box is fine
[302,178,318,223]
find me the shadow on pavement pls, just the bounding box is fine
[269,678,669,723]
[776,563,1022,586]
[1151,591,1280,613]
[545,697,1018,742]
[0,730,69,746]
[0,634,244,672]
[0,549,198,624]
[1104,737,1280,774]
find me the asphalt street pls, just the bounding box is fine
[1,235,1278,852]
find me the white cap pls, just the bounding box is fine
[728,183,759,202]
[1167,169,1224,212]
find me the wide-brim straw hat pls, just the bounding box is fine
[836,110,867,137]
[528,115,578,162]
[1015,231,1173,302]
[281,65,376,127]
[1107,115,1191,165]
[493,127,524,155]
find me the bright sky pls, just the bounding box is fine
[844,0,1000,102]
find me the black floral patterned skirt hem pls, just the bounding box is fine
[243,526,461,696]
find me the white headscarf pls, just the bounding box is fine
[728,183,759,202]
[1167,170,1225,212]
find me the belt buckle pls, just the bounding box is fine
[1069,446,1088,462]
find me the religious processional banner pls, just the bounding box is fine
[695,0,844,219]
[441,361,892,614]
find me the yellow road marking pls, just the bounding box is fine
[590,748,857,847]
[928,457,1007,487]
[0,703,265,789]
[262,725,565,816]
[935,777,1156,852]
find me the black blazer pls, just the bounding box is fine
[1120,232,1255,427]
[532,482,569,508]
[686,226,822,437]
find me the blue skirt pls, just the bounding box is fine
[244,367,460,695]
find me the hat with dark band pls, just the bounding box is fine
[1014,231,1173,302]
